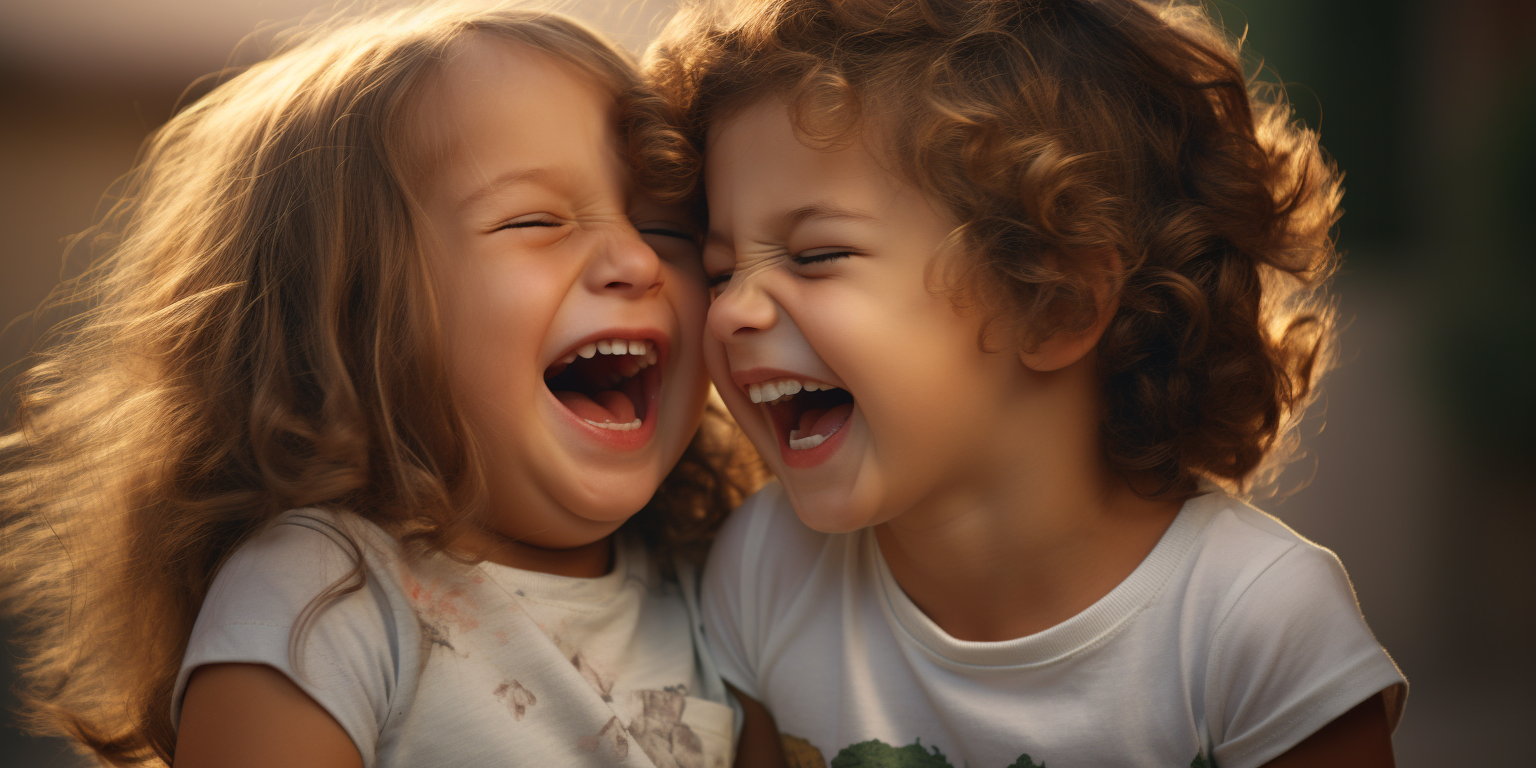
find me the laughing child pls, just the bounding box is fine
[0,5,760,767]
[645,1,1407,766]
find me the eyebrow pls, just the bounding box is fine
[457,166,555,213]
[783,202,877,227]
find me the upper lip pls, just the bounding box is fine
[730,367,840,391]
[547,328,670,370]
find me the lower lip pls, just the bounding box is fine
[547,364,661,451]
[776,405,854,469]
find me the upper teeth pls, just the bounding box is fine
[560,338,659,366]
[749,377,837,404]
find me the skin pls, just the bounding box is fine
[1265,692,1396,768]
[420,40,710,572]
[175,664,363,768]
[730,683,789,768]
[175,37,710,767]
[703,98,1393,766]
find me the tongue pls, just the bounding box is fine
[796,403,853,438]
[554,389,636,424]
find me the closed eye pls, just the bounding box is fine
[638,226,699,242]
[494,214,563,232]
[705,272,732,300]
[791,248,856,266]
[637,221,702,264]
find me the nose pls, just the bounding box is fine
[587,224,663,298]
[706,269,779,344]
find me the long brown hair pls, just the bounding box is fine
[647,0,1341,498]
[0,4,755,764]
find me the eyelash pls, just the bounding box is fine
[706,249,853,291]
[495,218,560,232]
[792,250,854,266]
[496,219,698,240]
[639,227,698,242]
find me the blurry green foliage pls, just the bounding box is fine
[1438,58,1536,462]
[829,739,954,767]
[1218,0,1536,460]
[1213,0,1413,254]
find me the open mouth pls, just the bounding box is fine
[544,337,660,433]
[749,376,855,452]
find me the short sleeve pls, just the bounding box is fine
[172,513,405,768]
[1205,542,1407,768]
[701,487,775,701]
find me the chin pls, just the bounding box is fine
[562,470,667,524]
[780,480,883,534]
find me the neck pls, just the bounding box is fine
[455,527,615,578]
[874,358,1182,642]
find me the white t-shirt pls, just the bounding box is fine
[175,508,736,768]
[703,483,1406,768]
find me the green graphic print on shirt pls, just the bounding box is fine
[780,734,1210,768]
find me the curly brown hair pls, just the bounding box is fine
[646,0,1340,498]
[0,5,759,765]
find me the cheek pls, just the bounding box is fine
[700,330,771,450]
[662,266,713,406]
[702,341,748,423]
[441,259,562,403]
[703,287,739,345]
[811,288,994,430]
[668,268,710,343]
[699,288,738,387]
[701,330,730,381]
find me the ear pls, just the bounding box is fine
[1018,248,1122,373]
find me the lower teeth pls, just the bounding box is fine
[586,418,643,432]
[787,431,828,450]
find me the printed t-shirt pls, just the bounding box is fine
[175,508,735,768]
[703,482,1406,768]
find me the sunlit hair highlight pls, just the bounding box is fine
[647,0,1340,498]
[0,4,755,764]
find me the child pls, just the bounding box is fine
[0,4,757,767]
[646,1,1406,766]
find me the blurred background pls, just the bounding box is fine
[1,0,1531,765]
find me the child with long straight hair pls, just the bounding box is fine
[0,4,758,766]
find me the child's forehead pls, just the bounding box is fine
[422,37,613,125]
[406,38,621,198]
[707,99,875,183]
[704,92,879,156]
[703,97,944,231]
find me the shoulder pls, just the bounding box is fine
[1189,493,1386,663]
[1180,495,1406,765]
[177,510,418,763]
[1180,494,1356,629]
[206,509,404,608]
[229,507,396,564]
[194,507,413,636]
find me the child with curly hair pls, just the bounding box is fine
[0,4,760,766]
[645,1,1406,765]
